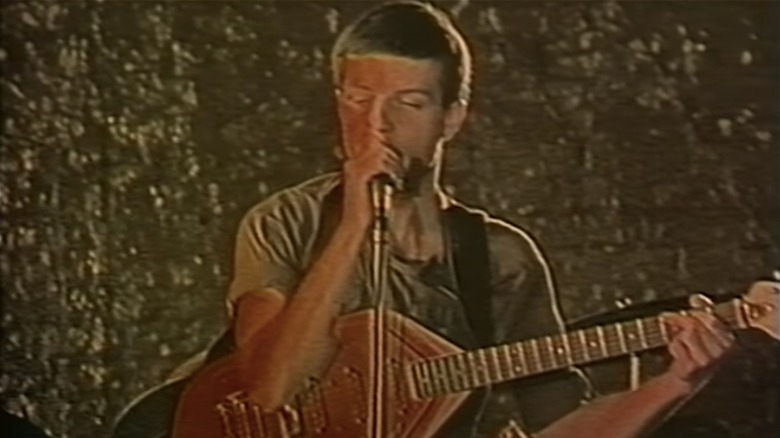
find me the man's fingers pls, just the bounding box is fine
[688,311,735,350]
[677,324,714,367]
[688,293,714,311]
[688,317,728,361]
[664,312,735,382]
[667,330,688,361]
[662,295,738,383]
[686,293,735,347]
[661,312,687,337]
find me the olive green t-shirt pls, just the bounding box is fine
[228,173,583,437]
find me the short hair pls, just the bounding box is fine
[331,1,473,107]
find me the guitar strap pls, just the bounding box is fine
[313,188,496,347]
[444,205,495,348]
[205,193,497,364]
[438,204,496,438]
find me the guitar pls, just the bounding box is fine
[172,281,779,438]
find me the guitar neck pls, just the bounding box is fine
[410,297,744,399]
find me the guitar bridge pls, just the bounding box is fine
[216,391,304,438]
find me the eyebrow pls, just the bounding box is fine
[342,84,434,97]
[396,89,434,98]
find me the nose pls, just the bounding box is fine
[368,97,393,135]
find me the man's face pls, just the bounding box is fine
[335,55,465,172]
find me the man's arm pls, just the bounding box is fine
[233,211,369,409]
[536,309,734,438]
[232,142,404,410]
[488,221,734,438]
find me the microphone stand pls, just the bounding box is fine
[368,178,393,438]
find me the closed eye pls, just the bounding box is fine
[400,100,424,109]
[395,91,433,109]
[338,88,372,106]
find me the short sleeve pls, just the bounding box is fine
[226,203,303,318]
[487,218,562,343]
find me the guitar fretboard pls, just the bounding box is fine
[410,299,742,399]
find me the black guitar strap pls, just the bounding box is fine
[204,197,497,362]
[311,189,497,348]
[445,205,495,348]
[436,205,496,438]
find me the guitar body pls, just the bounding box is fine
[172,310,472,438]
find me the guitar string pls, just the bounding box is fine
[424,321,672,394]
[419,302,742,396]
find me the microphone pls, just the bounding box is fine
[370,173,396,220]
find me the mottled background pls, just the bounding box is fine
[1,0,778,437]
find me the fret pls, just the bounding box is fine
[566,332,582,363]
[498,346,511,381]
[433,359,452,394]
[602,325,620,357]
[441,358,455,394]
[512,343,527,376]
[489,347,504,381]
[596,326,608,357]
[659,316,670,342]
[444,356,461,393]
[217,404,236,438]
[412,363,425,397]
[473,351,486,386]
[411,364,424,398]
[463,353,477,389]
[549,335,569,368]
[519,342,531,374]
[252,404,265,437]
[451,356,466,392]
[561,333,573,366]
[583,328,602,360]
[501,344,514,379]
[455,354,470,390]
[483,349,493,381]
[427,361,441,395]
[419,362,434,396]
[622,321,642,352]
[476,349,490,384]
[636,319,649,349]
[478,349,493,384]
[615,322,628,353]
[544,336,558,369]
[467,352,481,387]
[644,318,665,347]
[231,398,250,438]
[577,330,590,361]
[529,339,542,372]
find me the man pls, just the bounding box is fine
[226,2,734,438]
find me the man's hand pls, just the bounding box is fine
[660,294,736,393]
[341,140,405,228]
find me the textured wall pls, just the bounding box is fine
[1,1,777,437]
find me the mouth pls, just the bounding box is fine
[398,158,433,196]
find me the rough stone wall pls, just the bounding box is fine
[1,1,777,437]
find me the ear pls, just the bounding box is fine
[442,101,468,142]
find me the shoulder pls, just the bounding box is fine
[448,199,547,268]
[240,172,340,227]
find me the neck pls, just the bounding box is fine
[388,173,446,262]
